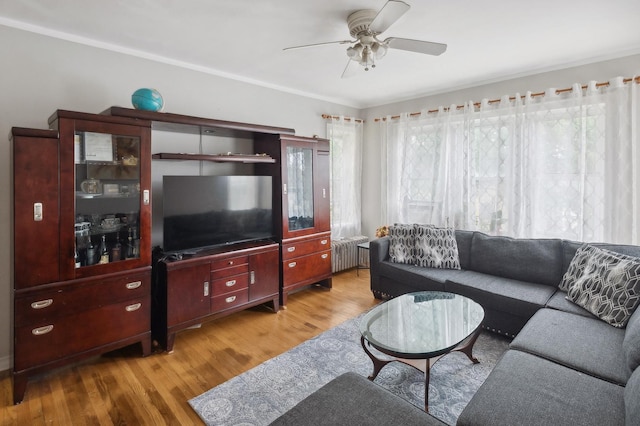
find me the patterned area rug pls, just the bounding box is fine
[189,314,510,425]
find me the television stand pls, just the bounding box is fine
[152,240,280,352]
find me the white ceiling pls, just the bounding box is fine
[2,0,640,108]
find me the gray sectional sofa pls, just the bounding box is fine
[371,231,640,337]
[271,230,640,425]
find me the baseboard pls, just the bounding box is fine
[0,354,11,373]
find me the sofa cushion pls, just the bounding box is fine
[378,261,466,292]
[444,271,555,319]
[626,366,640,426]
[469,232,563,286]
[457,350,626,426]
[388,224,416,264]
[454,230,474,270]
[623,305,640,373]
[510,308,629,385]
[414,225,460,269]
[564,245,640,327]
[544,290,595,318]
[268,372,446,426]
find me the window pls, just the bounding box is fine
[382,79,639,244]
[326,118,363,239]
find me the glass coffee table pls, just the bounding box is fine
[359,291,485,411]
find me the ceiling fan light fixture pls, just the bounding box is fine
[283,1,447,78]
[360,45,375,70]
[371,41,388,59]
[346,43,363,59]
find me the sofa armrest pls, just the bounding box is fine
[370,237,390,275]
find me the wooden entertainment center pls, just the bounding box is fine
[11,107,331,404]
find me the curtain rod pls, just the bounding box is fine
[373,75,640,122]
[321,114,364,123]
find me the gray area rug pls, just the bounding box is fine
[189,314,510,425]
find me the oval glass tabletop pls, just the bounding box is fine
[359,291,484,358]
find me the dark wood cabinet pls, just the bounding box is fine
[11,112,153,405]
[166,263,211,327]
[11,106,331,403]
[256,135,333,305]
[153,242,280,352]
[12,129,60,288]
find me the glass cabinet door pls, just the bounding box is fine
[286,146,314,232]
[74,131,142,267]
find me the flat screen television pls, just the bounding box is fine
[162,175,274,253]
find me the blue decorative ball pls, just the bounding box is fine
[131,88,164,112]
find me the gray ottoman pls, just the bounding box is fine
[269,372,446,426]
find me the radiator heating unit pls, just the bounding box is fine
[331,235,369,273]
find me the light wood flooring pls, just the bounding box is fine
[0,269,378,425]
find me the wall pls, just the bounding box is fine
[359,54,640,238]
[0,25,358,371]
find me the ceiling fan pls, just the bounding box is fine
[283,0,447,77]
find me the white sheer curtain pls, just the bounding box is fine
[326,116,363,239]
[380,77,639,244]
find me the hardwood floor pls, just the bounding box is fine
[0,269,378,425]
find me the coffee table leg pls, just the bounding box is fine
[453,327,482,364]
[424,358,431,412]
[360,336,394,380]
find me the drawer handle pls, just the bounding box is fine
[228,260,234,266]
[31,299,53,309]
[126,281,142,290]
[321,253,329,259]
[125,303,142,312]
[32,325,54,336]
[225,296,237,303]
[225,279,237,287]
[287,247,296,252]
[320,239,328,245]
[288,262,297,268]
[204,281,210,297]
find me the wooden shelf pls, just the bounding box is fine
[152,152,275,163]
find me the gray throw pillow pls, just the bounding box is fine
[388,224,416,265]
[565,245,640,328]
[414,225,461,269]
[559,244,592,291]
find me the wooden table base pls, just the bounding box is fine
[360,328,482,412]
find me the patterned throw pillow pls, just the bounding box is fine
[564,245,640,328]
[414,225,461,269]
[388,224,416,264]
[559,244,593,291]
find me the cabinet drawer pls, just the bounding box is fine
[211,288,248,312]
[211,274,248,296]
[282,236,331,260]
[14,296,150,371]
[15,271,150,327]
[282,250,332,286]
[211,255,248,272]
[211,263,248,280]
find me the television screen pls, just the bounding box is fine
[162,175,274,253]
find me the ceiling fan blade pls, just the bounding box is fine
[385,37,447,56]
[369,0,410,34]
[341,59,362,79]
[283,40,353,51]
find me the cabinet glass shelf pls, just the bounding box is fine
[75,130,142,267]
